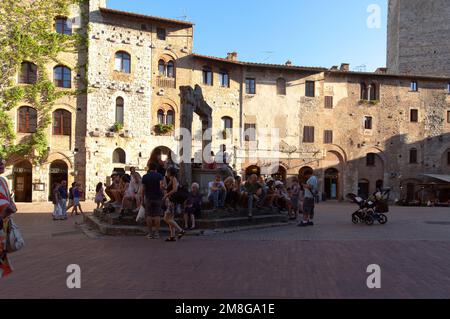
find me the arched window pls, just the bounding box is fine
[369,83,378,101]
[17,106,37,133]
[19,62,37,84]
[277,78,286,95]
[52,109,71,136]
[53,65,71,88]
[166,61,175,78]
[112,148,126,164]
[166,110,174,126]
[360,83,368,100]
[409,148,418,164]
[157,109,165,124]
[222,116,233,130]
[55,17,72,35]
[115,51,131,73]
[115,97,124,125]
[158,60,166,76]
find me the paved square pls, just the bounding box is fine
[1,202,450,299]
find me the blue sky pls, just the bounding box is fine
[107,0,388,72]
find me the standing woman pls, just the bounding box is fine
[1,156,17,278]
[163,167,186,242]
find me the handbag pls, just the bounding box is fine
[136,206,146,222]
[6,218,25,254]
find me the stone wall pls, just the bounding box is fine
[387,0,450,76]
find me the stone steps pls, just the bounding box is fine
[84,206,289,236]
[83,213,291,237]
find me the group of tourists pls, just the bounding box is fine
[51,181,84,220]
[207,167,318,227]
[99,149,200,242]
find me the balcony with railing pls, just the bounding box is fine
[156,76,176,89]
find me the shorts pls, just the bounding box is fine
[145,199,163,217]
[73,198,80,206]
[303,198,315,217]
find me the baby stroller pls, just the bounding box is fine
[347,190,389,226]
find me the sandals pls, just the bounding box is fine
[165,237,176,242]
[177,230,186,239]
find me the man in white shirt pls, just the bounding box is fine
[298,168,318,227]
[208,175,227,209]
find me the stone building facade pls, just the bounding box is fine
[387,0,450,77]
[3,0,450,203]
[3,1,88,203]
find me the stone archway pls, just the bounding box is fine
[49,160,68,201]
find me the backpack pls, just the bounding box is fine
[6,218,25,254]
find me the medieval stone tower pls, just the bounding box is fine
[387,0,450,76]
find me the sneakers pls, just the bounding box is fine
[308,221,314,226]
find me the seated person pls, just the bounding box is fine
[122,172,141,212]
[243,174,263,219]
[275,181,291,213]
[118,175,131,213]
[224,176,240,211]
[265,178,278,209]
[208,175,226,209]
[184,183,203,230]
[105,173,121,205]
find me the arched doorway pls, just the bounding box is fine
[13,161,33,202]
[324,168,339,200]
[49,160,68,201]
[245,165,261,178]
[358,179,370,199]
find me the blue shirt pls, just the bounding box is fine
[59,186,68,199]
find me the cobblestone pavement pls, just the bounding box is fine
[1,202,450,299]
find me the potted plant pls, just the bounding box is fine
[155,124,174,135]
[113,122,124,133]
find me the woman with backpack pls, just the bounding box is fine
[163,167,186,242]
[1,156,17,278]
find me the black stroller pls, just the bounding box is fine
[347,190,390,226]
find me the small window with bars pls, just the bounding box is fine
[410,109,418,122]
[325,96,333,109]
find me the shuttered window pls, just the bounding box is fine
[303,126,315,143]
[324,130,333,144]
[305,81,315,97]
[325,96,333,109]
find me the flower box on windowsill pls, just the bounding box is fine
[154,124,174,136]
[359,99,380,106]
